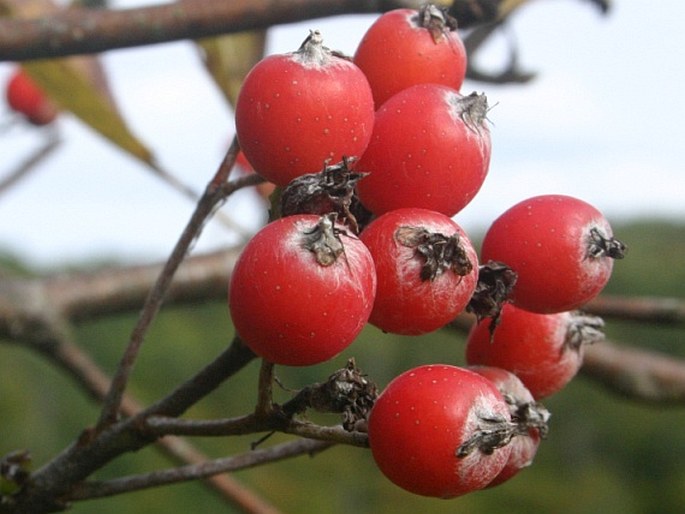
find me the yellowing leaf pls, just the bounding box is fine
[22,59,155,165]
[0,0,54,18]
[197,31,267,108]
[2,0,153,164]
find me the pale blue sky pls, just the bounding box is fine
[1,1,683,267]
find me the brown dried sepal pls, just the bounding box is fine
[453,91,490,134]
[395,226,473,281]
[281,156,367,233]
[414,3,459,43]
[587,227,627,260]
[456,414,518,458]
[466,260,518,333]
[503,393,551,439]
[564,311,605,353]
[301,213,348,267]
[281,358,378,431]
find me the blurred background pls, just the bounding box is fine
[1,1,684,513]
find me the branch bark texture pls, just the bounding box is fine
[0,0,405,61]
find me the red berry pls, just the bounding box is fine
[228,213,376,366]
[353,5,467,108]
[368,364,514,498]
[355,86,491,217]
[235,30,375,186]
[359,207,478,335]
[480,194,626,313]
[5,68,58,126]
[465,303,605,398]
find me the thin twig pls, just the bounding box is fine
[284,420,369,447]
[0,127,60,198]
[67,438,334,501]
[0,0,414,61]
[148,159,254,238]
[142,335,257,419]
[145,414,260,438]
[38,335,280,514]
[582,340,685,405]
[584,295,685,325]
[255,360,276,419]
[144,415,368,447]
[96,138,245,430]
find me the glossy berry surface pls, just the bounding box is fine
[235,30,375,186]
[355,85,491,217]
[480,194,625,313]
[229,214,376,366]
[359,207,478,334]
[465,303,604,398]
[353,5,467,108]
[470,365,549,486]
[368,364,513,498]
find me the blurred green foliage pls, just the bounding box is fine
[1,219,684,513]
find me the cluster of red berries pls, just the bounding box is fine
[228,5,625,499]
[4,67,58,126]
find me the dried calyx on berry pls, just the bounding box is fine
[456,413,518,458]
[451,91,491,134]
[395,225,473,281]
[281,157,369,233]
[301,213,350,266]
[586,227,627,260]
[503,392,551,439]
[281,358,378,431]
[467,260,518,333]
[413,3,459,42]
[293,29,351,65]
[564,312,605,352]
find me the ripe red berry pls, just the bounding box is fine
[480,194,626,313]
[235,30,375,186]
[469,365,550,486]
[465,303,605,399]
[354,86,491,217]
[228,213,376,366]
[368,364,514,498]
[359,207,478,335]
[5,68,58,126]
[353,5,467,108]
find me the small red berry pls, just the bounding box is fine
[355,86,491,217]
[354,5,467,108]
[465,303,605,399]
[368,364,514,498]
[235,30,375,186]
[5,68,58,126]
[228,213,376,366]
[360,207,478,335]
[469,365,550,486]
[480,195,626,313]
